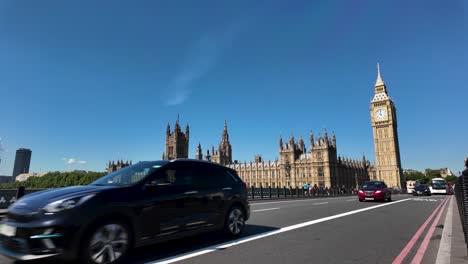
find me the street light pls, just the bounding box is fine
[355,173,359,189]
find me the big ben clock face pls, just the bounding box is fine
[375,109,388,120]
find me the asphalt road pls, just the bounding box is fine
[1,194,456,264]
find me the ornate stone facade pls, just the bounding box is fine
[108,160,132,173]
[163,116,189,160]
[192,122,373,188]
[196,121,233,166]
[370,63,403,188]
[227,131,373,188]
[162,64,403,188]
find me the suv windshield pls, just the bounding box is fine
[362,181,384,188]
[90,161,168,186]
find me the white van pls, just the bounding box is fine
[430,178,448,194]
[406,180,419,194]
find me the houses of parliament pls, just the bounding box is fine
[109,64,404,188]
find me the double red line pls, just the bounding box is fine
[392,196,450,264]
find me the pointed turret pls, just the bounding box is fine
[205,149,211,161]
[195,142,203,160]
[166,123,171,136]
[373,63,389,98]
[332,131,336,147]
[279,134,283,150]
[324,129,329,144]
[299,136,306,152]
[289,133,295,145]
[174,115,180,131]
[222,120,229,142]
[375,63,385,86]
[310,130,314,148]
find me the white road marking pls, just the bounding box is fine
[252,208,280,212]
[412,198,439,202]
[346,199,355,202]
[313,202,328,205]
[436,196,453,264]
[145,198,412,264]
[250,196,353,206]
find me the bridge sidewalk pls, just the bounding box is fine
[450,195,468,263]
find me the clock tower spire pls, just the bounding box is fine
[370,63,403,188]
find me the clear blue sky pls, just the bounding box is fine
[0,0,466,176]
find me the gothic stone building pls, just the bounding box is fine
[195,120,233,166]
[163,64,403,188]
[191,121,373,189]
[108,160,132,173]
[227,131,374,189]
[163,117,189,160]
[369,63,403,188]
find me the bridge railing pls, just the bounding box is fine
[0,187,45,209]
[247,186,358,200]
[0,185,407,209]
[454,173,468,255]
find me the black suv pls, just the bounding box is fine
[0,159,250,263]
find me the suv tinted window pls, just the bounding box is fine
[148,163,194,186]
[192,163,237,188]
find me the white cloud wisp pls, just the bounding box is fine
[165,20,248,106]
[62,158,87,165]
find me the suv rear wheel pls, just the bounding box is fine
[224,206,245,237]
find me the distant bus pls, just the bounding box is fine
[430,178,448,194]
[406,180,419,194]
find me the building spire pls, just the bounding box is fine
[375,62,385,86]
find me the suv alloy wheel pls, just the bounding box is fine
[225,206,245,237]
[81,220,131,264]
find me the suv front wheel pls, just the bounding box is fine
[81,220,131,264]
[224,206,245,237]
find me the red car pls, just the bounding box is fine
[358,181,392,202]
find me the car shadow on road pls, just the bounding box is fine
[128,224,279,264]
[9,224,278,264]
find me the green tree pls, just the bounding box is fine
[404,171,428,183]
[444,175,458,184]
[0,171,106,189]
[425,169,442,179]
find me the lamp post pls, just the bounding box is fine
[355,173,359,189]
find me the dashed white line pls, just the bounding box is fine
[346,199,356,202]
[146,198,412,264]
[313,202,329,205]
[252,208,280,212]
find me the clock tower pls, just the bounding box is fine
[370,63,403,188]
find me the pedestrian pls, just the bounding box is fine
[463,157,468,177]
[303,182,309,196]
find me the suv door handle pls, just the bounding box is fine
[184,191,199,195]
[222,187,232,191]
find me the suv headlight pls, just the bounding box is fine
[43,194,96,214]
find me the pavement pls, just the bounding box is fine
[1,194,467,264]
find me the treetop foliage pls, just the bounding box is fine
[0,171,107,189]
